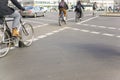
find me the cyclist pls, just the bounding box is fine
[92,2,98,16]
[74,0,84,20]
[0,0,25,37]
[58,0,68,21]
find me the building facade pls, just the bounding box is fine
[19,0,77,7]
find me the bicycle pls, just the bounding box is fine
[0,17,34,58]
[75,11,83,22]
[93,10,97,16]
[58,11,66,26]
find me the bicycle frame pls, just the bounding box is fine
[59,11,66,26]
[60,11,64,20]
[0,18,11,43]
[0,16,34,57]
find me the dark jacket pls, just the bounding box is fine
[58,2,68,10]
[0,0,25,17]
[75,1,84,12]
[93,3,97,10]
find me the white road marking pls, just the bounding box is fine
[23,20,46,24]
[2,15,120,54]
[107,27,116,30]
[37,35,47,39]
[102,33,114,37]
[36,19,57,22]
[98,26,107,28]
[34,24,49,28]
[116,36,120,38]
[90,31,100,34]
[80,29,90,32]
[67,14,92,21]
[78,23,119,31]
[71,28,80,31]
[46,33,54,36]
[69,27,120,38]
[34,27,69,40]
[77,16,98,24]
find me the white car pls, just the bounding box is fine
[21,6,45,18]
[40,7,48,13]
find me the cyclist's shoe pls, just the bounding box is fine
[12,28,20,37]
[80,18,82,21]
[64,17,66,21]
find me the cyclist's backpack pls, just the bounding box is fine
[59,2,68,10]
[76,5,82,12]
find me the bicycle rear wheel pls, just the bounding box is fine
[21,23,34,47]
[75,12,80,22]
[59,17,62,26]
[59,17,66,26]
[0,30,11,58]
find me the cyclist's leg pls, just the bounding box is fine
[79,10,82,20]
[8,11,21,37]
[62,9,67,21]
[59,8,64,17]
[59,9,62,17]
[93,10,95,16]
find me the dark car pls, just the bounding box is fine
[21,6,45,18]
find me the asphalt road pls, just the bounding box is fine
[0,11,120,80]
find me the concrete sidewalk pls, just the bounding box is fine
[100,12,120,17]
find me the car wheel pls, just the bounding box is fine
[42,13,45,17]
[22,16,25,18]
[34,13,37,18]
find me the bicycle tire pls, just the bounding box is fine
[59,17,66,26]
[75,12,80,22]
[59,17,62,26]
[0,30,11,58]
[20,23,34,47]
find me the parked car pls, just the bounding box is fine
[114,5,120,12]
[97,7,105,11]
[40,7,48,13]
[21,6,45,18]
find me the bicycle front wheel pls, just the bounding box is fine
[21,23,34,47]
[0,30,11,58]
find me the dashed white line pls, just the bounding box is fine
[69,27,120,38]
[107,27,116,30]
[90,31,100,34]
[52,30,60,33]
[70,28,80,31]
[102,33,115,37]
[80,29,90,32]
[116,36,120,38]
[78,23,119,31]
[98,26,107,28]
[34,27,69,41]
[23,20,46,24]
[34,24,49,28]
[77,16,98,24]
[37,35,47,39]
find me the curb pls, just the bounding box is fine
[100,13,120,17]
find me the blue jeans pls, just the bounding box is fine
[8,11,21,29]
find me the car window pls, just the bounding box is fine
[34,7,40,11]
[24,6,33,10]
